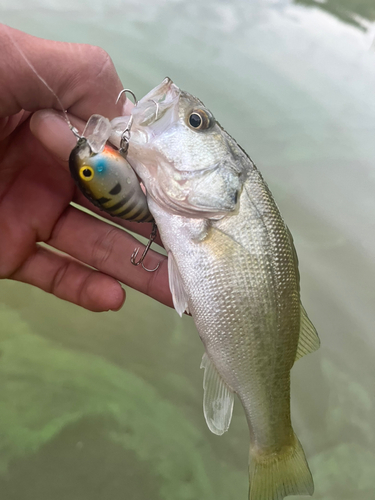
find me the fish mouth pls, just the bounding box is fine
[129,78,180,143]
[139,77,180,105]
[110,78,180,151]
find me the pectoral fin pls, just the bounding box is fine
[201,352,234,435]
[295,304,320,362]
[168,252,189,317]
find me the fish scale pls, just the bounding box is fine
[151,179,295,447]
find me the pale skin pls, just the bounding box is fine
[0,25,172,312]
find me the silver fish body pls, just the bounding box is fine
[110,79,320,500]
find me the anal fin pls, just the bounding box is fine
[200,352,234,435]
[295,304,320,362]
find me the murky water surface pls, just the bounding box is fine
[1,1,375,498]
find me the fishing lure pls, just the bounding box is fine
[69,138,153,223]
[68,111,160,271]
[69,110,153,224]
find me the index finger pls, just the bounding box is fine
[0,24,125,121]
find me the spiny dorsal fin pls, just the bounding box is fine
[200,352,234,435]
[295,304,320,362]
[168,251,189,317]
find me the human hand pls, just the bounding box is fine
[0,25,171,312]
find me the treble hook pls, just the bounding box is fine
[118,117,132,154]
[116,89,138,106]
[116,89,138,154]
[131,223,160,272]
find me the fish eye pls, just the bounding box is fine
[187,109,212,130]
[79,165,94,181]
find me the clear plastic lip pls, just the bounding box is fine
[83,114,112,154]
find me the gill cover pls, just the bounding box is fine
[69,139,153,223]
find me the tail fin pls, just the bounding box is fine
[249,434,314,500]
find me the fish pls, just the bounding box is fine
[110,78,320,500]
[69,138,153,223]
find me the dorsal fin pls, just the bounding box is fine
[295,304,320,362]
[200,352,234,435]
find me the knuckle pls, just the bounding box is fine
[87,44,110,62]
[50,260,71,296]
[144,257,165,299]
[49,208,69,244]
[86,45,114,80]
[91,226,122,269]
[76,271,94,308]
[144,267,156,298]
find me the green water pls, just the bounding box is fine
[1,1,375,499]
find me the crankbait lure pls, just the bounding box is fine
[69,114,153,223]
[69,140,153,223]
[69,113,159,271]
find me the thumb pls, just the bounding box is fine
[0,24,125,121]
[30,109,83,163]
